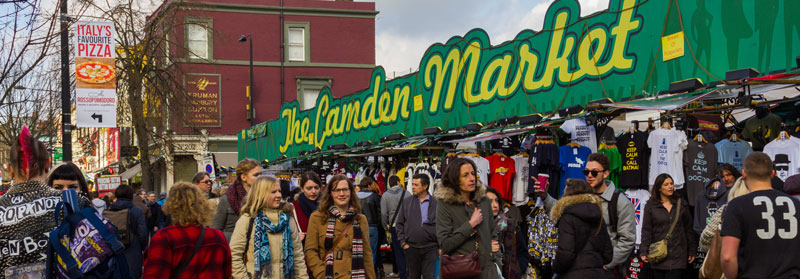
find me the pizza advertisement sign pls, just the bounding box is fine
[75,21,117,128]
[184,74,222,127]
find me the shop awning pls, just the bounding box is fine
[213,152,239,168]
[601,88,721,111]
[120,163,141,180]
[440,128,531,144]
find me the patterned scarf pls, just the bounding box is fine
[226,180,248,215]
[324,206,365,279]
[253,210,294,278]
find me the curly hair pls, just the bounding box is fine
[163,182,213,226]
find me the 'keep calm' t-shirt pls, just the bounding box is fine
[647,128,688,187]
[560,118,598,153]
[684,139,719,206]
[617,131,650,190]
[721,190,800,278]
[715,139,753,171]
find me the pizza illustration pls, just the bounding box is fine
[76,61,115,84]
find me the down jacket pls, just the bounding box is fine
[551,194,613,278]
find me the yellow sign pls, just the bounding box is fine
[413,95,423,112]
[661,31,684,61]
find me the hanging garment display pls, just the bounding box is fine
[490,136,521,156]
[617,131,650,190]
[763,133,800,181]
[527,204,558,269]
[688,114,725,143]
[715,138,752,171]
[647,128,688,188]
[527,137,560,198]
[599,143,622,189]
[693,179,729,235]
[511,153,531,206]
[624,188,650,245]
[557,143,591,196]
[486,153,517,201]
[683,138,719,206]
[742,112,783,151]
[560,118,598,152]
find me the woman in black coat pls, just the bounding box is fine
[551,179,613,279]
[640,173,697,279]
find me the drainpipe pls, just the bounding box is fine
[280,0,285,104]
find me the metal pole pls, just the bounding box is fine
[60,0,72,162]
[249,36,254,126]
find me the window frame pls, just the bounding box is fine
[296,77,331,110]
[284,22,310,63]
[184,17,213,60]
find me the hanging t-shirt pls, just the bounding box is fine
[617,131,650,190]
[560,118,598,153]
[460,155,490,187]
[683,139,719,206]
[763,137,800,181]
[742,113,783,151]
[486,154,517,201]
[599,146,622,189]
[647,128,688,188]
[715,139,753,171]
[528,143,561,198]
[558,144,591,196]
[511,154,530,206]
[624,189,650,245]
[688,114,725,143]
[405,163,417,190]
[490,136,521,156]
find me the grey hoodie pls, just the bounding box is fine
[380,185,409,228]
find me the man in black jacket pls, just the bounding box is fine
[397,174,438,279]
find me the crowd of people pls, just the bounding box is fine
[1,128,799,279]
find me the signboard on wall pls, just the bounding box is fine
[97,175,121,192]
[184,74,222,127]
[75,21,117,128]
[240,0,800,162]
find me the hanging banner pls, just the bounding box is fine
[75,21,117,128]
[240,0,798,162]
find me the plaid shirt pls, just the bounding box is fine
[143,225,232,279]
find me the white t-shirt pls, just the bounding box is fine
[511,154,530,206]
[459,155,490,187]
[405,163,417,191]
[624,189,651,245]
[647,128,688,188]
[763,136,800,181]
[560,118,598,153]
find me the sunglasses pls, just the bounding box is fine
[582,169,605,177]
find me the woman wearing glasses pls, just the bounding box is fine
[304,174,375,279]
[212,158,262,242]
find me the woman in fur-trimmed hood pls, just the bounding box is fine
[550,179,613,279]
[434,158,501,279]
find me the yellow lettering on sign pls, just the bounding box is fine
[661,31,684,61]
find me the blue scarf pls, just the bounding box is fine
[254,210,294,278]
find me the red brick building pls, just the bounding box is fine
[145,0,376,191]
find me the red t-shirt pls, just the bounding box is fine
[486,154,517,201]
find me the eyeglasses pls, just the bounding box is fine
[582,169,605,177]
[200,180,212,184]
[331,188,350,194]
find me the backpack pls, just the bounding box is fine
[103,208,133,247]
[608,190,621,233]
[47,189,131,279]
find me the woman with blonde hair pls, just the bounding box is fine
[143,182,232,278]
[305,174,375,279]
[230,176,308,279]
[213,158,262,241]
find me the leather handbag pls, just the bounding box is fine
[648,198,681,264]
[441,238,481,278]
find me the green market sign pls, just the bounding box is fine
[241,0,799,161]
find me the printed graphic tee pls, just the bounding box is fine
[715,139,753,171]
[624,188,650,245]
[763,137,800,181]
[647,128,688,188]
[721,190,800,278]
[558,144,591,196]
[617,131,650,190]
[560,118,598,153]
[511,154,530,206]
[528,143,561,198]
[684,139,719,206]
[486,154,517,201]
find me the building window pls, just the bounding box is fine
[185,18,212,60]
[297,78,331,110]
[285,22,310,63]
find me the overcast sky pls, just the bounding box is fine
[371,0,610,78]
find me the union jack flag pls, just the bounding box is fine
[632,198,642,225]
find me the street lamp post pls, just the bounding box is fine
[239,34,254,126]
[60,0,72,162]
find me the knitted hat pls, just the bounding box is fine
[784,174,800,195]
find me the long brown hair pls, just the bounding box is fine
[318,174,361,216]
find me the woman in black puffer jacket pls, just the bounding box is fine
[551,179,613,279]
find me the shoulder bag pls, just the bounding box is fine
[441,204,483,278]
[647,198,681,264]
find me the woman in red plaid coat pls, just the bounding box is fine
[143,182,233,278]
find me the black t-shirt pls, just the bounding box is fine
[617,131,650,190]
[490,135,521,156]
[528,143,560,198]
[721,190,800,278]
